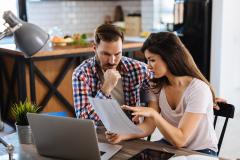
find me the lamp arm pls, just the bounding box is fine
[0,23,22,40]
[0,137,14,160]
[0,137,8,147]
[0,30,9,40]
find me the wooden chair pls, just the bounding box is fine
[214,102,235,155]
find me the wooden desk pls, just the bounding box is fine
[0,129,224,160]
[0,43,143,124]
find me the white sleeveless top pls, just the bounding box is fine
[159,78,218,151]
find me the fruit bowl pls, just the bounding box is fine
[51,36,74,46]
[51,34,89,47]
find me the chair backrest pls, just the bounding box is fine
[213,102,235,156]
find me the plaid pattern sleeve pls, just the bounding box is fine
[72,60,111,122]
[72,72,99,121]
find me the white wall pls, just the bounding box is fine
[27,1,141,34]
[26,0,158,35]
[211,0,240,108]
[211,0,240,159]
[218,0,240,106]
[141,0,154,31]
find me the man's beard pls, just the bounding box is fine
[104,64,117,68]
[103,64,117,70]
[95,56,119,71]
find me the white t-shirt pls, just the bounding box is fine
[159,78,218,152]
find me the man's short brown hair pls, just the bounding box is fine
[94,24,124,45]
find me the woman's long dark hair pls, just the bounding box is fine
[141,32,215,102]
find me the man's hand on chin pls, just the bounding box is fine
[101,69,121,96]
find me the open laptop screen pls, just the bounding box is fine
[27,113,121,160]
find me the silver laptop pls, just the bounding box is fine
[27,113,122,160]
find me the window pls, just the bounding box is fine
[153,0,175,30]
[0,0,18,32]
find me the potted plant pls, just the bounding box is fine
[11,100,39,144]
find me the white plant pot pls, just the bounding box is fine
[16,124,33,144]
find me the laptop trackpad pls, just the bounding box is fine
[98,143,122,160]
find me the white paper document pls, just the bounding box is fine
[88,97,143,135]
[169,154,219,160]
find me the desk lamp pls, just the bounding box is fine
[0,10,49,56]
[0,11,49,149]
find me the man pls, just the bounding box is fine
[72,24,152,124]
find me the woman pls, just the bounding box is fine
[105,32,218,156]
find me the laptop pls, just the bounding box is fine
[27,113,122,160]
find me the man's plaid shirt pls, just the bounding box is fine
[72,56,151,122]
